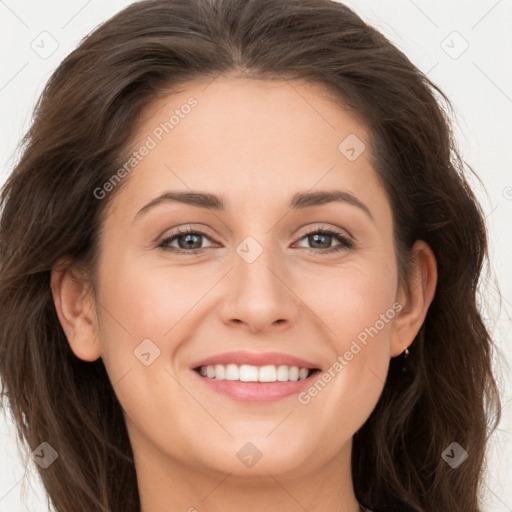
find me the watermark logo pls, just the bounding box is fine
[32,442,59,469]
[31,31,59,60]
[338,134,366,162]
[441,442,468,469]
[441,31,469,60]
[134,338,161,366]
[237,442,263,468]
[236,236,264,264]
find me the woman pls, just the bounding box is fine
[0,0,502,511]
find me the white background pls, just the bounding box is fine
[0,0,511,510]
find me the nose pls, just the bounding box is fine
[217,243,300,335]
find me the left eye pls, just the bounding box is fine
[158,227,353,254]
[294,228,353,252]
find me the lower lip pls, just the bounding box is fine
[192,370,318,402]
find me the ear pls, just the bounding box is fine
[390,240,437,357]
[51,258,101,362]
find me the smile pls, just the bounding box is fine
[190,351,322,402]
[196,363,315,382]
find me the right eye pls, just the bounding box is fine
[158,227,217,255]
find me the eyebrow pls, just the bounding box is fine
[133,189,374,222]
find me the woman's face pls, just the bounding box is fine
[58,77,432,481]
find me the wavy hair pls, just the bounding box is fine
[0,0,501,511]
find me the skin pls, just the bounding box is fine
[51,76,437,512]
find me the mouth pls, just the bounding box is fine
[190,352,322,402]
[193,363,321,382]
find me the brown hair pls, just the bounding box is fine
[0,0,501,511]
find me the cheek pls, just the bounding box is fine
[91,255,174,379]
[331,275,396,360]
[97,255,205,341]
[93,253,224,394]
[298,254,398,352]
[92,259,195,438]
[294,255,397,421]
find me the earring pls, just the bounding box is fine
[401,347,409,373]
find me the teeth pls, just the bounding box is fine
[198,363,313,382]
[225,363,239,381]
[240,364,259,382]
[214,364,225,379]
[259,365,276,382]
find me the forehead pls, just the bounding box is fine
[105,76,388,223]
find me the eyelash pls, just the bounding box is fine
[157,226,354,255]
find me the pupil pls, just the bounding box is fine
[180,234,200,249]
[311,233,330,248]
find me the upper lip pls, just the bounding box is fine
[191,350,320,370]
